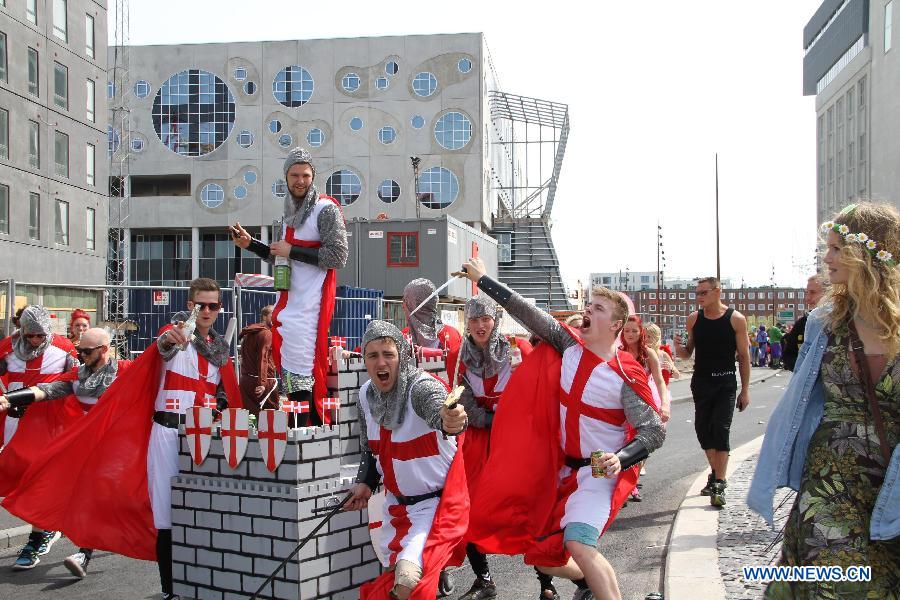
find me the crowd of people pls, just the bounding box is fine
[1,146,897,600]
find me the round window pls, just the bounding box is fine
[349,117,363,131]
[201,183,225,209]
[134,80,152,99]
[434,111,473,150]
[272,180,287,198]
[273,65,314,107]
[378,126,396,145]
[236,130,253,148]
[278,133,293,148]
[458,58,473,74]
[233,186,247,200]
[417,167,459,209]
[342,73,361,93]
[385,61,399,75]
[131,138,144,152]
[234,67,247,81]
[152,70,236,157]
[243,171,257,185]
[412,72,438,97]
[411,115,425,129]
[325,169,362,206]
[377,179,401,203]
[268,120,282,134]
[376,76,389,90]
[307,128,325,147]
[243,81,257,95]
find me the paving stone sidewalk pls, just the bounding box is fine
[717,453,794,599]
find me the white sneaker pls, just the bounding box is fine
[64,552,90,578]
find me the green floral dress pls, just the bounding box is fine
[765,322,900,600]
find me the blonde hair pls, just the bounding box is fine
[590,286,629,333]
[645,323,662,350]
[822,201,900,359]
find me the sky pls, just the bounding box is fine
[112,0,824,288]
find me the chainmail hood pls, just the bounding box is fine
[402,279,442,348]
[13,305,53,361]
[361,320,422,430]
[460,295,509,378]
[282,147,320,229]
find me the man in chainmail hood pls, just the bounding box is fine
[0,305,77,569]
[345,320,469,600]
[231,147,348,426]
[401,279,462,383]
[1,328,130,578]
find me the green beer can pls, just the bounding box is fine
[590,450,609,478]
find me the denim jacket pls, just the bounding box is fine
[747,305,900,541]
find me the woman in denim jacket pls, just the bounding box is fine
[748,202,900,599]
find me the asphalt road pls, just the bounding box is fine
[0,369,791,600]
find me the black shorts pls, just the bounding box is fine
[691,375,737,451]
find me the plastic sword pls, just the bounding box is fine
[407,267,467,317]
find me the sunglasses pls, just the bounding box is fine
[24,333,47,339]
[191,302,221,311]
[76,345,105,356]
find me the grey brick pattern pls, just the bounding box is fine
[171,355,449,600]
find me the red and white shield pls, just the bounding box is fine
[257,409,288,472]
[184,406,213,465]
[220,408,250,469]
[367,489,387,566]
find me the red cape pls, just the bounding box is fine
[360,432,469,600]
[466,339,658,566]
[3,344,240,561]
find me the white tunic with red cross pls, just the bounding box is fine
[462,360,512,413]
[154,342,221,414]
[556,345,634,533]
[2,340,75,443]
[358,374,457,569]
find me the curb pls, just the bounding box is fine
[664,435,765,600]
[670,369,783,405]
[0,524,31,552]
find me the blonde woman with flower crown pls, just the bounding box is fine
[749,201,900,599]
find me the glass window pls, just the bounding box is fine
[268,120,281,133]
[54,131,68,177]
[412,72,438,97]
[799,303,806,311]
[131,137,143,152]
[28,120,39,168]
[130,232,193,286]
[243,81,256,95]
[273,65,314,107]
[378,126,396,144]
[28,47,39,96]
[496,232,513,264]
[342,72,360,92]
[86,143,94,185]
[434,111,472,150]
[0,32,6,82]
[0,184,7,234]
[641,275,651,283]
[458,58,472,73]
[748,292,755,299]
[388,232,418,267]
[376,76,389,90]
[26,0,37,24]
[53,0,67,42]
[278,133,292,148]
[349,117,363,131]
[152,70,236,157]
[107,81,115,99]
[411,115,425,129]
[233,67,247,81]
[107,126,120,157]
[243,171,257,185]
[325,169,361,206]
[54,62,68,109]
[236,130,253,148]
[417,167,459,209]
[377,179,400,203]
[134,80,151,98]
[0,108,7,159]
[85,14,94,58]
[86,79,95,122]
[307,128,325,147]
[28,192,40,239]
[200,183,224,208]
[233,185,247,200]
[887,1,894,52]
[689,292,696,299]
[272,179,287,198]
[55,199,68,245]
[86,207,95,250]
[749,304,756,311]
[197,232,259,287]
[385,61,399,75]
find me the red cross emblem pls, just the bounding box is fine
[162,356,217,410]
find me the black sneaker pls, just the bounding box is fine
[12,532,43,570]
[539,588,561,600]
[700,472,716,496]
[37,531,62,555]
[64,551,91,578]
[162,594,181,600]
[460,577,498,600]
[710,480,727,507]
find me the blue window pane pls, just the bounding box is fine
[411,115,425,129]
[385,61,399,75]
[243,171,257,185]
[307,128,325,147]
[349,117,363,131]
[325,169,362,206]
[412,72,437,97]
[273,65,314,107]
[237,130,253,148]
[233,186,247,200]
[434,111,473,150]
[107,126,120,157]
[234,67,247,81]
[377,179,401,203]
[342,72,360,92]
[131,138,144,152]
[134,80,152,98]
[272,180,287,198]
[152,69,236,157]
[268,120,282,134]
[417,167,459,209]
[458,58,472,74]
[376,76,389,90]
[378,126,396,145]
[243,81,257,95]
[278,133,293,148]
[201,183,225,209]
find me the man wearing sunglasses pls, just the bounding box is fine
[0,305,77,570]
[1,328,128,577]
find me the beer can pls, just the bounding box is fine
[590,450,609,478]
[273,261,291,291]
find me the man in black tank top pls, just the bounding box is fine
[675,277,751,507]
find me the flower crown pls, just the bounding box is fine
[821,220,896,267]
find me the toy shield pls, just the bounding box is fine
[184,406,213,465]
[257,409,288,472]
[220,408,250,469]
[367,488,387,566]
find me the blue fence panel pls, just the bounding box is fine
[331,286,383,351]
[125,288,235,354]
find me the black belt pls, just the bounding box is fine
[564,456,591,470]
[153,411,183,429]
[394,489,443,506]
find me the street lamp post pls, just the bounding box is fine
[410,156,421,219]
[770,264,777,327]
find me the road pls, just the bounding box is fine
[0,369,791,600]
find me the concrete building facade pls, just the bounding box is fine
[0,0,108,284]
[804,0,900,224]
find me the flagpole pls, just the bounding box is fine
[716,153,721,281]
